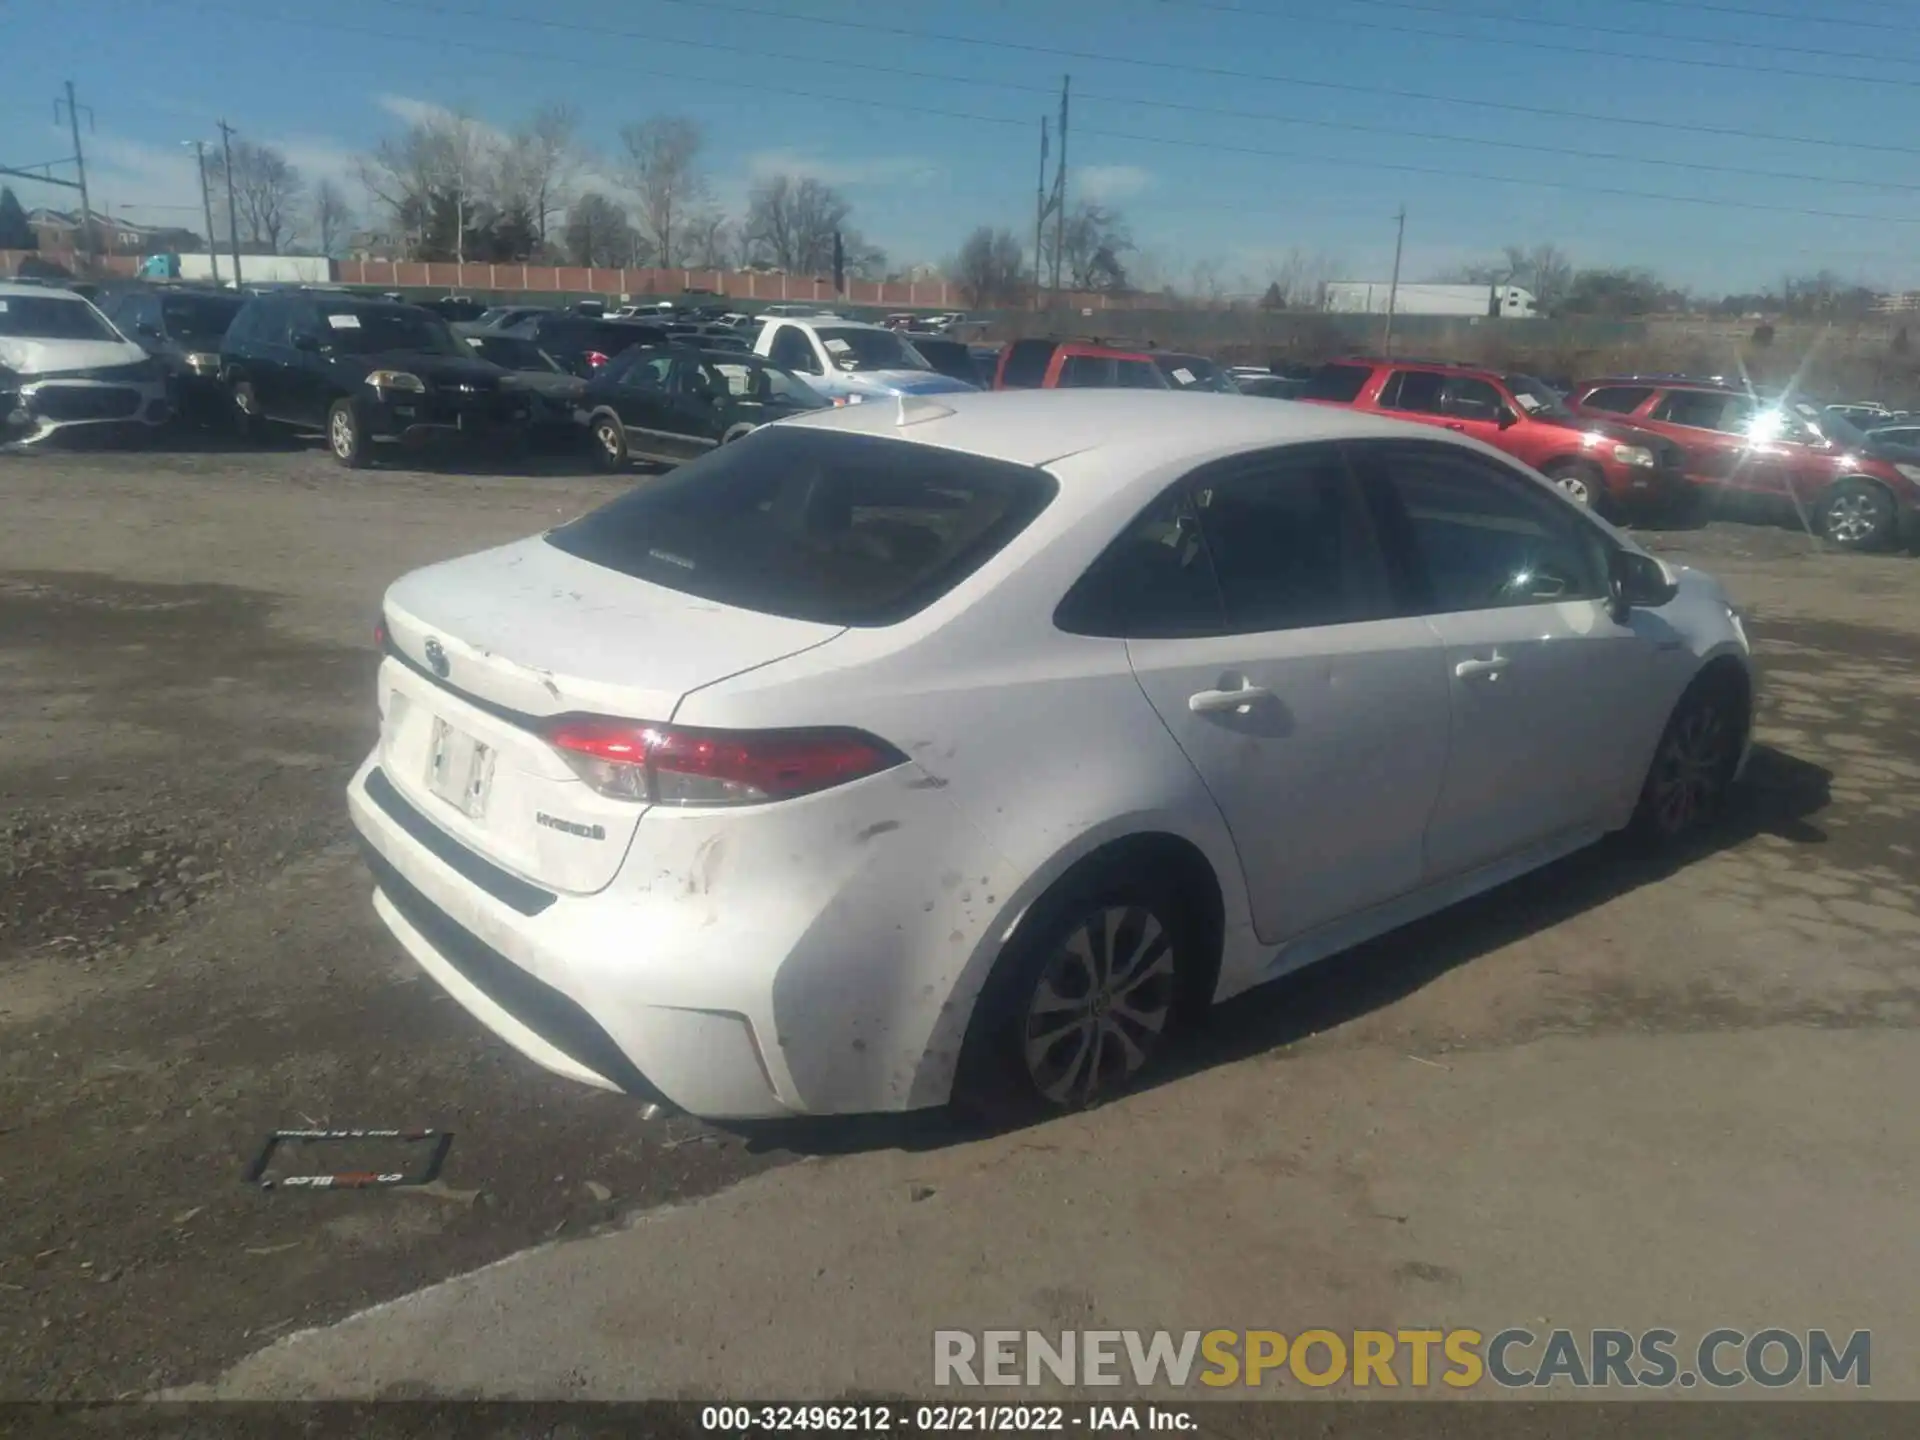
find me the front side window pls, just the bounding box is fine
[1441,377,1506,422]
[161,295,243,345]
[617,352,674,391]
[1356,441,1608,613]
[1057,354,1113,388]
[1189,445,1394,633]
[769,326,821,375]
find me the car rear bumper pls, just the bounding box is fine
[345,746,1017,1120]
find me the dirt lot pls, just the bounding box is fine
[3,439,1918,1400]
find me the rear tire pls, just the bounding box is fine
[721,422,758,445]
[1630,670,1746,845]
[590,412,628,471]
[1819,478,1896,551]
[327,399,370,469]
[952,866,1198,1126]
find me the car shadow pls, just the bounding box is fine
[731,743,1832,1158]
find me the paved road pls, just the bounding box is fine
[3,444,1917,1400]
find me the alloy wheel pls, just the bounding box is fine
[1555,473,1593,505]
[330,409,354,458]
[1827,492,1880,545]
[1022,905,1176,1107]
[1647,701,1729,835]
[596,420,622,459]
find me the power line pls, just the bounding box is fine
[615,0,1920,156]
[1609,0,1918,37]
[329,0,1920,194]
[1157,0,1920,78]
[169,1,1920,231]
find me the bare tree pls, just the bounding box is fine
[744,174,851,274]
[1502,242,1573,312]
[311,178,354,258]
[359,110,496,262]
[1040,202,1133,291]
[682,209,732,270]
[620,116,707,269]
[209,140,304,253]
[1264,247,1337,310]
[951,226,1026,308]
[496,104,580,253]
[564,192,636,268]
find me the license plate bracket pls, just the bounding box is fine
[426,716,495,818]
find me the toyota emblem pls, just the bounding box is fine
[424,637,450,678]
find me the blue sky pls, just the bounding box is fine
[6,0,1920,294]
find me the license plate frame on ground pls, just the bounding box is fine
[426,715,496,819]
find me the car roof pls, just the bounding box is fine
[778,387,1450,471]
[1574,375,1737,394]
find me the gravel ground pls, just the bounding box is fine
[2,437,1917,1399]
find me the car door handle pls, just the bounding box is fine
[1454,653,1508,680]
[1189,683,1274,714]
[1443,421,1466,431]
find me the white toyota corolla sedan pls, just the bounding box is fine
[348,390,1753,1121]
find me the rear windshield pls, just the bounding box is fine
[1299,363,1374,402]
[545,427,1058,626]
[161,294,244,343]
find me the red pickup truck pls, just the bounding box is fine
[1295,357,1690,519]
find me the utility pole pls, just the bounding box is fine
[56,82,94,263]
[187,141,220,284]
[1382,205,1406,358]
[1050,76,1070,300]
[217,120,243,287]
[1032,116,1050,311]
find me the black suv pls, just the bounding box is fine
[95,283,248,423]
[498,314,667,378]
[220,291,530,467]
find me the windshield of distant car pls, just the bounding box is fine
[462,334,565,373]
[0,294,122,342]
[1804,405,1870,449]
[160,295,244,345]
[1504,374,1576,420]
[815,326,930,373]
[315,305,466,356]
[1153,355,1239,392]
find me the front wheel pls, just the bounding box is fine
[953,872,1195,1124]
[327,399,370,468]
[590,413,628,471]
[1630,671,1746,845]
[1543,459,1611,519]
[1819,479,1896,551]
[720,422,758,445]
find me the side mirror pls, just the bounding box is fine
[135,321,162,340]
[1497,407,1519,429]
[1607,547,1679,620]
[291,332,321,353]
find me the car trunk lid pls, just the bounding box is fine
[377,536,844,892]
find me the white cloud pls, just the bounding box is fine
[1076,164,1153,203]
[743,150,939,189]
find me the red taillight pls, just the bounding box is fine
[586,350,610,368]
[543,717,905,806]
[373,617,388,649]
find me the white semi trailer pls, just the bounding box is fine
[1323,282,1539,318]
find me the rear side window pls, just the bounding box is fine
[1000,339,1056,388]
[1054,488,1225,639]
[1190,445,1394,633]
[545,428,1059,627]
[1578,385,1654,414]
[1381,370,1446,413]
[1058,354,1112,388]
[1652,390,1748,433]
[1298,363,1373,403]
[1113,359,1166,389]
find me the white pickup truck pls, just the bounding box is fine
[752,317,979,402]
